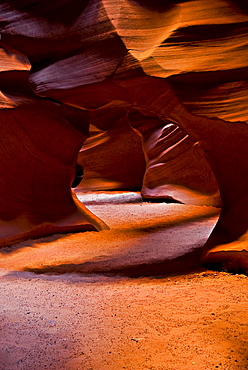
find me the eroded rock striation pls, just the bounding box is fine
[0,0,248,273]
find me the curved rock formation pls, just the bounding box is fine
[129,112,220,206]
[78,110,220,206]
[0,0,248,273]
[0,50,108,247]
[78,107,146,192]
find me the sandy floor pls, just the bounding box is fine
[0,192,247,370]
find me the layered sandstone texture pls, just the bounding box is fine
[0,0,248,273]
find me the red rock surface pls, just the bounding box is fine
[0,0,248,272]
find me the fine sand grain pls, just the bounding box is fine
[0,192,247,370]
